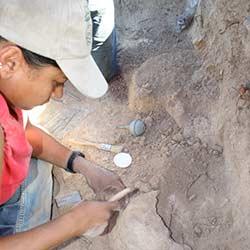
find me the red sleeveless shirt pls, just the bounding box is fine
[0,94,32,205]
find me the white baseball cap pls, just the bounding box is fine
[0,0,108,98]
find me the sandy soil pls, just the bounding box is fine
[30,0,250,249]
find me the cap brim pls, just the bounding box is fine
[57,56,108,98]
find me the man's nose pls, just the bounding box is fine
[52,86,64,99]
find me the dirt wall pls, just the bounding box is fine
[49,1,250,249]
[157,0,250,249]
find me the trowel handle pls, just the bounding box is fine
[69,139,97,147]
[69,139,111,151]
[108,188,133,202]
[116,125,130,130]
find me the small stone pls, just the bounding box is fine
[170,139,177,145]
[192,37,206,50]
[202,162,209,167]
[186,140,193,146]
[161,134,167,140]
[212,150,220,157]
[123,147,129,153]
[167,127,174,135]
[134,181,152,193]
[139,136,146,145]
[166,150,171,157]
[213,144,223,154]
[188,194,197,201]
[172,133,183,142]
[186,137,196,146]
[149,176,159,190]
[194,225,203,237]
[143,82,151,89]
[102,156,109,161]
[139,140,145,146]
[144,116,153,128]
[243,16,250,31]
[180,141,188,146]
[142,88,153,95]
[209,217,217,226]
[192,142,201,150]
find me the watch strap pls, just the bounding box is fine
[65,151,85,173]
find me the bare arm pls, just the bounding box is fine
[24,120,94,177]
[0,126,3,194]
[0,122,119,249]
[25,120,125,195]
[0,211,78,250]
[0,199,118,250]
[25,120,72,169]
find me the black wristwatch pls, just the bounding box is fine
[65,151,85,173]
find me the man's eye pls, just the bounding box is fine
[53,81,64,88]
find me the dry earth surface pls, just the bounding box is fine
[30,0,250,249]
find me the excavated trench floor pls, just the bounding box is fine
[29,0,250,249]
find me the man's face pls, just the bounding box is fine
[9,65,67,110]
[0,44,67,110]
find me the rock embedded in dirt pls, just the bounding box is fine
[193,224,203,238]
[144,116,154,128]
[48,0,250,249]
[172,133,184,143]
[128,49,199,115]
[243,16,250,31]
[108,191,189,250]
[134,181,152,193]
[148,176,160,190]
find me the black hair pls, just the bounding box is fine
[0,36,59,68]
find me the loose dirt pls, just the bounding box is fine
[30,0,250,249]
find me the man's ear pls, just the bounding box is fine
[0,45,25,79]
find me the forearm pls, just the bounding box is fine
[25,122,92,174]
[0,212,85,250]
[25,121,71,168]
[0,126,3,188]
[0,199,118,250]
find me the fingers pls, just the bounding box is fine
[104,175,125,190]
[95,180,126,201]
[107,188,133,212]
[117,178,126,189]
[107,200,120,211]
[108,178,126,194]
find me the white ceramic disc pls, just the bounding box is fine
[113,153,132,168]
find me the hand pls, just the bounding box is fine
[73,157,126,198]
[68,200,119,236]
